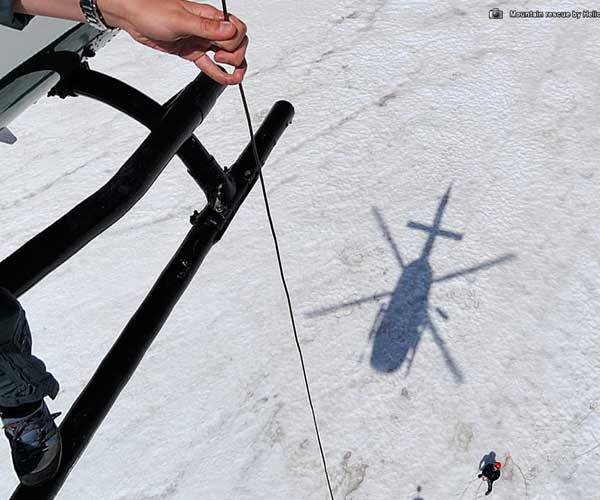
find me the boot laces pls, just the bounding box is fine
[3,407,61,442]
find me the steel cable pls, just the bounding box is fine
[221,2,336,499]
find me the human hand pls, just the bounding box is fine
[98,0,248,85]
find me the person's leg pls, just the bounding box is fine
[0,288,62,486]
[0,288,59,411]
[485,479,493,495]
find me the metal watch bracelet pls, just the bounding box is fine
[80,0,110,31]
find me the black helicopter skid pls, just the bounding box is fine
[3,54,294,500]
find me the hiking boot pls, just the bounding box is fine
[1,401,62,487]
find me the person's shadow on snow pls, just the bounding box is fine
[479,450,497,470]
[307,186,515,384]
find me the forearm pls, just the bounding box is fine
[13,0,126,28]
[9,0,248,85]
[14,0,85,22]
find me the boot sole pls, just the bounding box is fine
[19,435,63,488]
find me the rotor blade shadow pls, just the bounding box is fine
[306,291,392,318]
[407,221,463,241]
[433,254,516,283]
[427,320,464,383]
[372,207,405,269]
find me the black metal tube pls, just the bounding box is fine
[9,209,220,500]
[67,68,233,203]
[9,99,295,500]
[216,100,295,241]
[0,72,225,297]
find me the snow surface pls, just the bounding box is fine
[1,1,600,499]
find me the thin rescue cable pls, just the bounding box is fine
[221,3,335,499]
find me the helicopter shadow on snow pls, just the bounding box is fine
[306,186,516,384]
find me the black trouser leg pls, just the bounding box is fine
[0,400,42,418]
[0,288,59,407]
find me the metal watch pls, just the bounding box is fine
[79,0,110,31]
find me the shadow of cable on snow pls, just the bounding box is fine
[306,185,516,384]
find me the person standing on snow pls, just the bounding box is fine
[478,460,502,496]
[0,0,247,487]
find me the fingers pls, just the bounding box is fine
[213,36,248,67]
[194,54,247,85]
[178,3,246,46]
[230,60,248,84]
[178,12,237,41]
[212,14,247,52]
[164,3,249,84]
